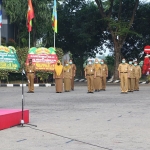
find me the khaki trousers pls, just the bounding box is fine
[100,77,106,90]
[71,77,74,90]
[55,78,63,92]
[86,75,94,92]
[64,78,71,91]
[120,73,128,92]
[128,78,135,91]
[134,78,139,90]
[27,73,34,92]
[94,77,101,90]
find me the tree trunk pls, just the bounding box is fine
[80,55,84,77]
[113,40,122,80]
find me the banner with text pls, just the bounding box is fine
[0,46,20,70]
[26,47,58,71]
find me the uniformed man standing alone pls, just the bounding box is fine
[84,60,96,93]
[25,59,36,93]
[128,59,135,92]
[118,58,129,94]
[69,59,76,91]
[134,61,141,91]
[100,59,108,91]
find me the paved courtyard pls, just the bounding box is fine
[0,83,150,150]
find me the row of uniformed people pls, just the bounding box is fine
[84,59,108,93]
[53,59,76,93]
[118,58,141,94]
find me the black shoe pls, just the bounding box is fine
[124,92,128,94]
[27,91,31,93]
[87,91,90,93]
[30,91,34,93]
[90,92,94,93]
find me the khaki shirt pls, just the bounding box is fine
[26,64,36,73]
[63,67,72,79]
[128,65,135,78]
[118,63,129,73]
[134,65,141,79]
[70,64,76,77]
[84,65,95,75]
[94,64,101,77]
[101,64,108,77]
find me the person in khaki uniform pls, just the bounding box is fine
[84,60,96,93]
[63,62,72,92]
[134,61,141,91]
[100,59,108,91]
[69,59,76,91]
[118,58,129,94]
[128,59,135,92]
[53,60,64,93]
[93,58,101,92]
[25,59,36,93]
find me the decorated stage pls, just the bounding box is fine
[0,109,29,130]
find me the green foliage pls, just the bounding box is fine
[7,38,17,47]
[16,47,29,70]
[3,0,53,47]
[105,55,114,77]
[36,72,50,83]
[0,70,9,82]
[55,48,64,61]
[56,0,105,74]
[122,2,150,60]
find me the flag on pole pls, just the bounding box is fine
[52,0,57,33]
[27,0,34,32]
[0,0,2,29]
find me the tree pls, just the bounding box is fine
[3,0,53,47]
[56,0,105,76]
[121,2,150,61]
[105,55,114,78]
[95,0,139,80]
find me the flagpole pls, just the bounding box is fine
[0,0,2,46]
[29,31,30,49]
[0,28,1,45]
[54,31,55,49]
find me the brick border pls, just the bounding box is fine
[0,83,55,87]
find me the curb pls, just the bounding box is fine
[74,79,148,84]
[0,83,55,87]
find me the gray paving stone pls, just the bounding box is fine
[0,83,150,150]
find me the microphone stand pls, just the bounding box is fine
[20,69,37,127]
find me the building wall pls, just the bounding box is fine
[1,7,14,43]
